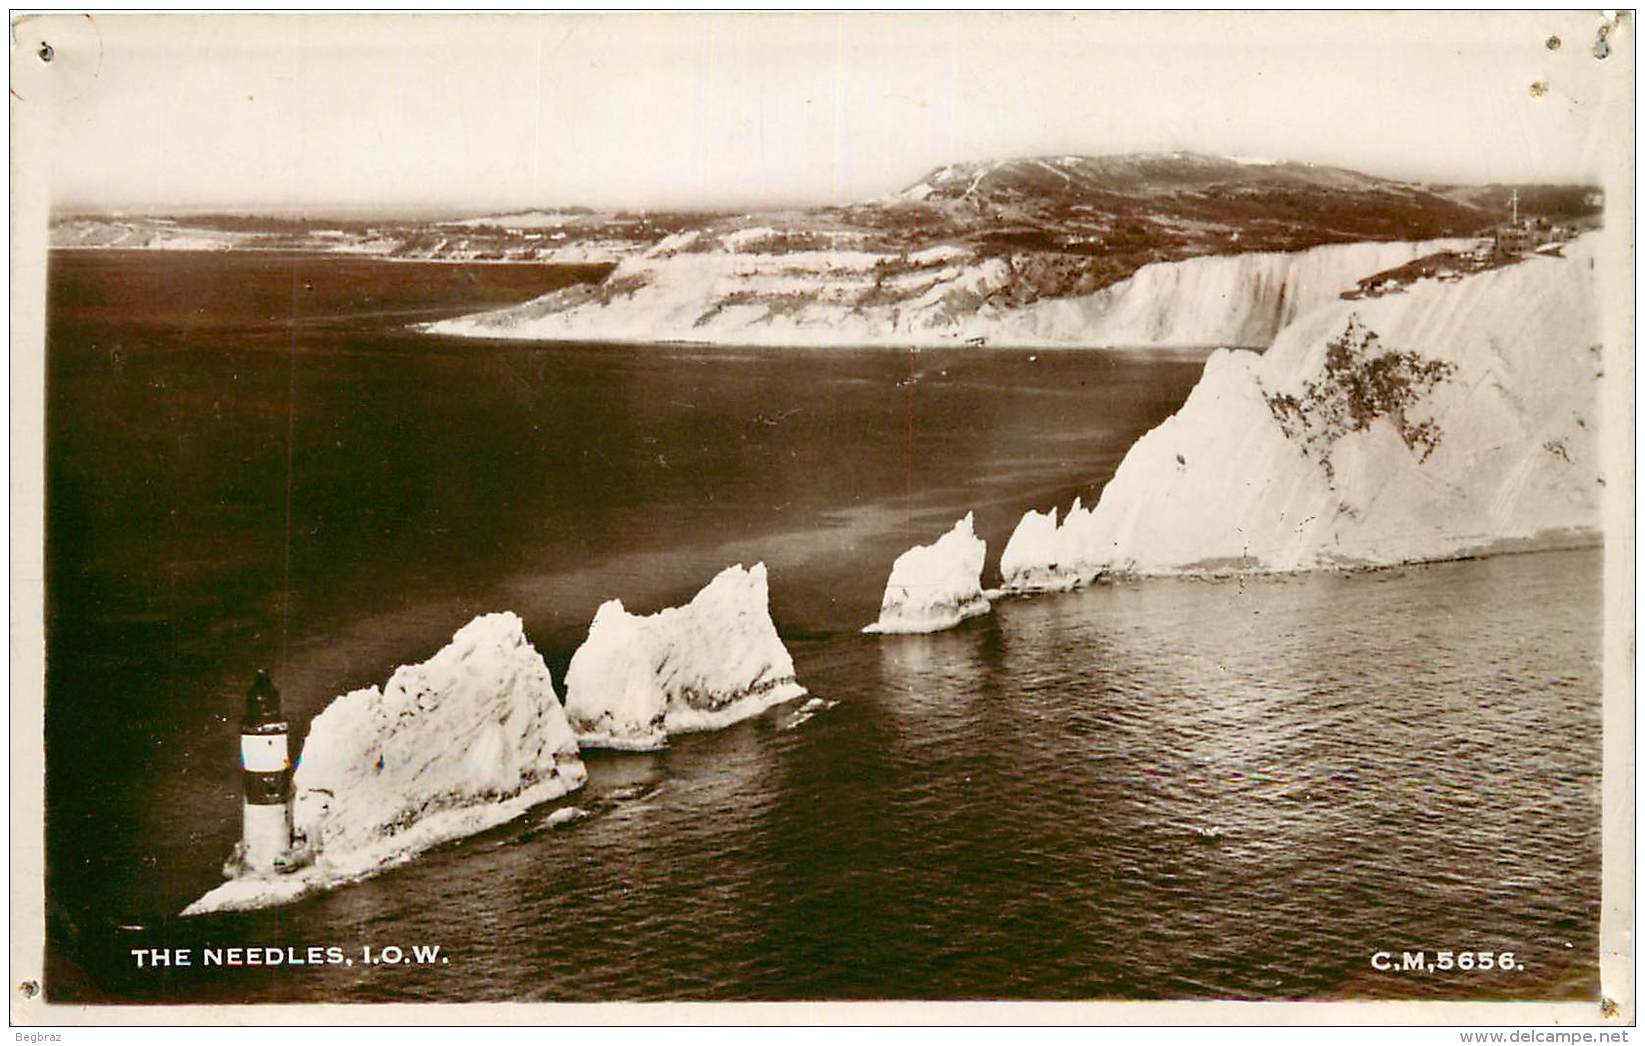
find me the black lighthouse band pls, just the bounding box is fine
[244,767,292,805]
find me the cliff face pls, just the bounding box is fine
[412,150,1545,348]
[997,239,1477,348]
[1003,238,1602,579]
[427,237,1475,349]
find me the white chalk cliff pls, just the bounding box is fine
[563,563,807,750]
[865,513,991,634]
[425,235,1471,349]
[1000,238,1476,348]
[1002,237,1603,580]
[183,613,586,915]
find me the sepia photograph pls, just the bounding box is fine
[8,9,1636,1026]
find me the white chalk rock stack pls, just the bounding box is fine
[864,513,991,634]
[183,612,585,915]
[563,563,807,750]
[999,497,1106,593]
[289,612,586,857]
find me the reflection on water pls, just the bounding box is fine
[45,251,1600,1003]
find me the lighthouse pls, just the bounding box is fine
[239,670,293,873]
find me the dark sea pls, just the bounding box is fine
[43,250,1602,1003]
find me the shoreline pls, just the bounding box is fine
[1002,532,1605,593]
[46,244,627,268]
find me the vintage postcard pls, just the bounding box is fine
[8,10,1635,1028]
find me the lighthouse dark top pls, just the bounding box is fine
[242,669,285,731]
[240,670,292,809]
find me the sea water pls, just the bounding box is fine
[43,250,1599,1002]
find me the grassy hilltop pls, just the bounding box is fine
[53,152,1602,311]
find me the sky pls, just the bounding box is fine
[14,11,1632,217]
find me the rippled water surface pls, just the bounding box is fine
[45,251,1601,1002]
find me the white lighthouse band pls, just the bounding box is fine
[241,721,292,806]
[240,728,290,774]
